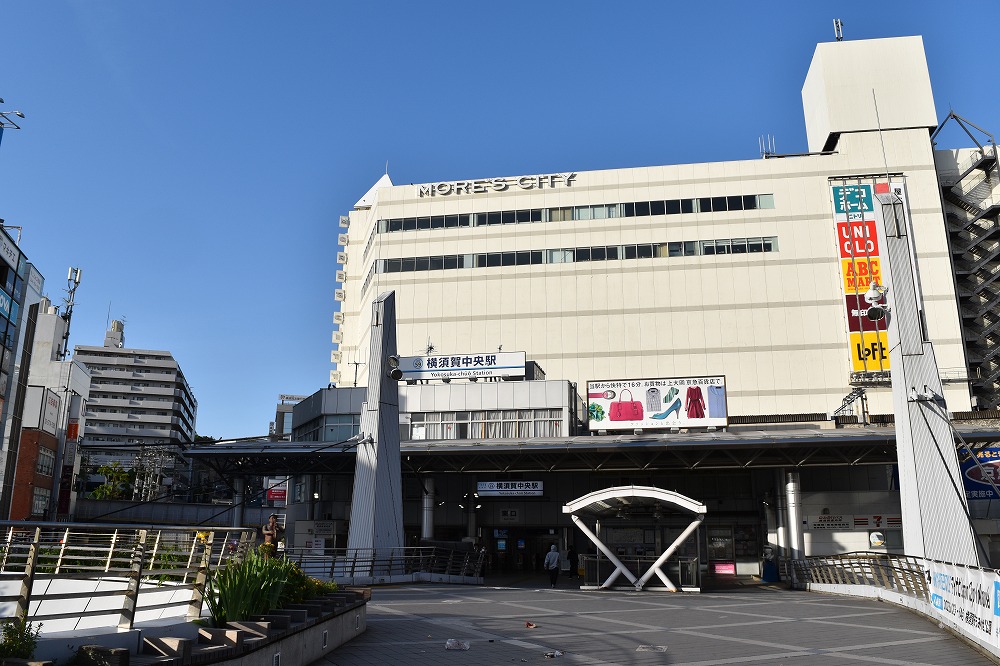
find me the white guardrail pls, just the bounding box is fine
[791,553,999,657]
[0,521,257,632]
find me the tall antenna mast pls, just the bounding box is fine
[59,267,82,361]
[833,18,844,42]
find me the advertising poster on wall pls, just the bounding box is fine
[586,376,727,431]
[831,182,891,377]
[961,448,1000,500]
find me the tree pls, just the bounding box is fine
[90,462,133,500]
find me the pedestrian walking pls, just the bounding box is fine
[543,545,560,588]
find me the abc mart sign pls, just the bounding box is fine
[417,172,577,197]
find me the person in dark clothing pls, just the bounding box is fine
[567,546,578,579]
[543,545,560,587]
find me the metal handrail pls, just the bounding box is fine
[0,521,256,630]
[282,545,485,581]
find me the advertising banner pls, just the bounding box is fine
[395,351,526,381]
[961,448,1000,500]
[927,562,996,640]
[831,182,890,377]
[265,476,288,505]
[586,376,727,431]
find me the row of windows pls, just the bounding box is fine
[376,237,778,274]
[377,194,775,233]
[401,409,563,440]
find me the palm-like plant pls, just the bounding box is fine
[203,552,293,626]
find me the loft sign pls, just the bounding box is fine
[418,172,577,197]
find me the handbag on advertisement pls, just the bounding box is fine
[609,389,644,421]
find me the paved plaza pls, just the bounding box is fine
[313,576,998,666]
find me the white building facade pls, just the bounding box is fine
[336,36,988,422]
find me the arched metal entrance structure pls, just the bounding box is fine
[564,485,706,592]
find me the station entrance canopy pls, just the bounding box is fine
[564,485,707,592]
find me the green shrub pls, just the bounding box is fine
[0,617,42,659]
[204,552,291,627]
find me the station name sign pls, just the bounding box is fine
[417,172,577,197]
[396,351,526,380]
[478,481,543,497]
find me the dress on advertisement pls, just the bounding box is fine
[707,385,726,418]
[685,386,706,419]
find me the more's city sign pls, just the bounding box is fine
[417,172,577,197]
[586,376,728,431]
[395,351,525,380]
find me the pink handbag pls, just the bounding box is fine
[609,389,644,421]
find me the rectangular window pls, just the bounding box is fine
[486,253,502,267]
[668,242,683,257]
[389,219,403,232]
[714,240,730,254]
[624,245,638,259]
[385,258,401,273]
[487,212,501,226]
[475,213,488,226]
[501,210,515,224]
[730,238,748,253]
[575,206,593,221]
[530,251,543,265]
[430,215,445,229]
[711,196,727,212]
[637,244,653,259]
[650,200,665,216]
[576,248,591,262]
[429,256,444,270]
[515,209,532,223]
[403,218,417,231]
[623,202,635,217]
[758,194,775,209]
[36,448,55,476]
[698,198,712,213]
[763,237,778,251]
[681,198,695,214]
[445,215,459,228]
[727,196,744,211]
[591,247,606,261]
[547,249,574,263]
[605,246,619,260]
[684,241,697,256]
[701,240,716,255]
[401,258,416,272]
[665,200,681,215]
[31,488,50,517]
[635,201,650,216]
[742,195,758,210]
[748,238,764,253]
[443,255,458,270]
[531,209,543,222]
[459,214,473,227]
[515,251,531,265]
[415,257,430,271]
[501,252,515,267]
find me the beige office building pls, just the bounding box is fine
[335,35,998,422]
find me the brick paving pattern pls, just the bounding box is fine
[311,577,998,665]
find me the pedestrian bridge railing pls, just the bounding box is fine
[283,546,485,585]
[791,552,999,658]
[0,521,257,632]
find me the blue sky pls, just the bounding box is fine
[0,2,996,438]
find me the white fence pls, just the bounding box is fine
[793,553,999,658]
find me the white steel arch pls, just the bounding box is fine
[563,485,707,592]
